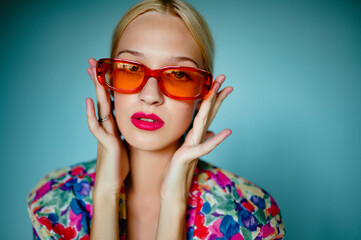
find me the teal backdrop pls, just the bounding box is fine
[0,0,360,239]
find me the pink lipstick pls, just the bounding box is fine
[131,112,164,131]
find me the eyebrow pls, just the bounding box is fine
[171,56,200,68]
[117,49,144,57]
[116,49,200,68]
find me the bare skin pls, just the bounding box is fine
[86,12,233,240]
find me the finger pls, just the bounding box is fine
[200,74,226,117]
[203,131,215,142]
[191,75,226,145]
[86,97,109,142]
[88,58,113,124]
[89,66,117,135]
[194,129,232,158]
[88,58,97,81]
[209,86,233,123]
[183,128,193,143]
[86,67,93,79]
[200,75,232,130]
[183,128,211,146]
[205,74,226,101]
[180,129,232,162]
[87,92,118,135]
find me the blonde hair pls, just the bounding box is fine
[110,0,214,73]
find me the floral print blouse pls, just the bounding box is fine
[27,159,285,240]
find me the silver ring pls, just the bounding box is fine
[98,115,109,123]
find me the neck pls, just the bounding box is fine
[125,140,181,198]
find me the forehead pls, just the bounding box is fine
[116,11,202,67]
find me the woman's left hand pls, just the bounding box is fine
[156,74,233,239]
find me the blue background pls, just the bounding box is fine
[1,0,360,239]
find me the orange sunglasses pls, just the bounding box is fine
[96,58,213,100]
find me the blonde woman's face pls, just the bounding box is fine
[113,11,203,151]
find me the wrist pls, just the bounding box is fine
[90,185,120,240]
[157,199,187,240]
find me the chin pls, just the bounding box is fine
[125,136,181,152]
[122,130,183,152]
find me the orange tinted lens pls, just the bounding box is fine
[105,62,144,90]
[161,69,204,97]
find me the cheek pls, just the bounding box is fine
[112,94,133,130]
[169,101,197,133]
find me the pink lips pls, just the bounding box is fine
[131,112,164,131]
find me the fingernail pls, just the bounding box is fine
[226,129,232,137]
[214,84,220,92]
[219,77,225,84]
[227,88,233,95]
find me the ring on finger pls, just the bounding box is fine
[98,115,110,123]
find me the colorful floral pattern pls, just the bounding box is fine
[27,160,285,239]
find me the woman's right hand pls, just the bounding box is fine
[86,58,129,197]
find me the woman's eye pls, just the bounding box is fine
[172,71,189,80]
[174,71,184,78]
[128,65,140,72]
[120,64,140,72]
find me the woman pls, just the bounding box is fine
[27,0,285,239]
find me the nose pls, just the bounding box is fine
[138,77,164,105]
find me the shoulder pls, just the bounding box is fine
[26,160,96,240]
[187,160,285,240]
